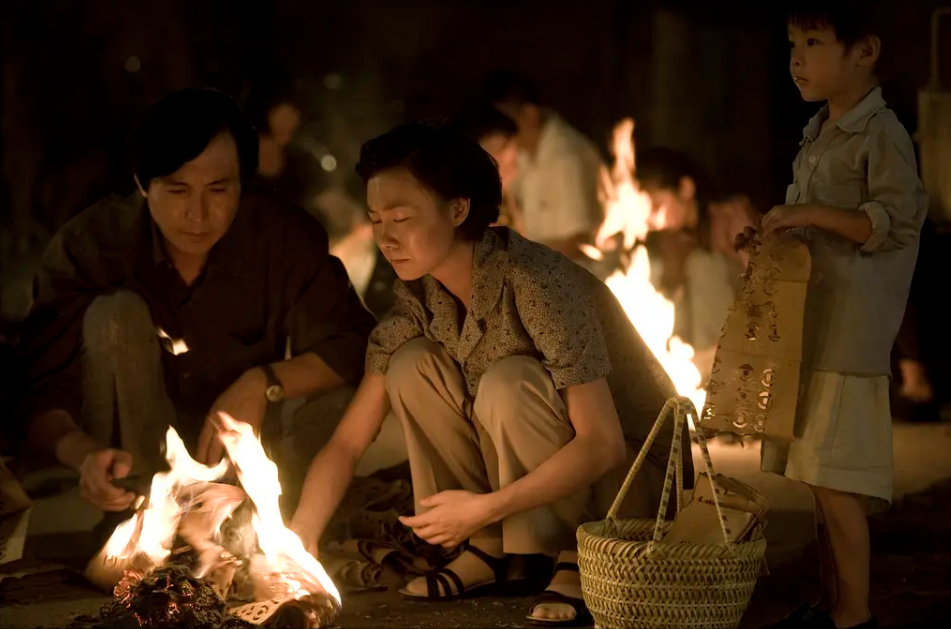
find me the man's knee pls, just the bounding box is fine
[385,337,451,395]
[83,290,155,352]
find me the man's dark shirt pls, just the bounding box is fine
[13,191,376,448]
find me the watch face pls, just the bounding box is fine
[266,385,284,403]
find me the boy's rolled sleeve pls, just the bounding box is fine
[859,120,928,254]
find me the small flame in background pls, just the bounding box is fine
[103,418,341,609]
[591,118,707,417]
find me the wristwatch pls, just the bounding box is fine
[259,363,285,403]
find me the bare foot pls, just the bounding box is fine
[400,539,505,598]
[529,551,584,622]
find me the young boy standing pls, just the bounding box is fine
[757,4,928,629]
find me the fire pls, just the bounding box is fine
[94,416,341,626]
[592,118,706,416]
[216,412,341,605]
[103,427,229,565]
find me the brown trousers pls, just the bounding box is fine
[386,338,665,556]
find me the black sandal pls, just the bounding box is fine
[399,542,513,602]
[526,562,593,627]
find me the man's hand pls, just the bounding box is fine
[78,447,137,512]
[398,490,495,549]
[761,204,816,235]
[197,368,267,465]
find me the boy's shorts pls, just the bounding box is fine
[760,370,893,514]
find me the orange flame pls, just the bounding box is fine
[595,118,706,416]
[216,412,341,605]
[104,427,229,564]
[100,418,340,610]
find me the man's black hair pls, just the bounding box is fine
[449,106,519,144]
[635,147,721,247]
[786,0,888,74]
[356,121,501,242]
[133,88,260,188]
[482,71,540,108]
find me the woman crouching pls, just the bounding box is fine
[290,121,692,626]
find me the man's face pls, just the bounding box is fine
[479,133,519,193]
[496,102,539,152]
[267,103,301,146]
[788,25,854,102]
[142,132,242,258]
[640,177,697,231]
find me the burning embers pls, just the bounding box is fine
[85,414,340,629]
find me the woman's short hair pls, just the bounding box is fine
[133,88,259,188]
[356,121,502,241]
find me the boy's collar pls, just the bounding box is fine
[802,86,886,143]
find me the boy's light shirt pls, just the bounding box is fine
[788,87,928,375]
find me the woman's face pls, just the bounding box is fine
[640,176,698,231]
[366,167,464,281]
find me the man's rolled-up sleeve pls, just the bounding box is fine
[283,217,378,385]
[859,120,929,253]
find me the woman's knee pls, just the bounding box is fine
[385,337,453,394]
[82,290,155,353]
[474,355,557,428]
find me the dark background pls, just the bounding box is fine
[1,0,949,325]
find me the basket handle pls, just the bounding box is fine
[606,397,686,524]
[606,396,737,547]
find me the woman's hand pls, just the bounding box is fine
[399,490,495,549]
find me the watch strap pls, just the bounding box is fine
[259,363,280,389]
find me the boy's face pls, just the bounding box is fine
[788,24,866,102]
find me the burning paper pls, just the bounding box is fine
[86,417,341,628]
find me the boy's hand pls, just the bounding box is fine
[761,204,815,235]
[733,226,759,252]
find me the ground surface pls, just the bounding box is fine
[2,422,950,628]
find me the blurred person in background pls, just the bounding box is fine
[890,218,949,423]
[483,71,606,262]
[451,105,523,231]
[634,147,759,381]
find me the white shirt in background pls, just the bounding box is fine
[512,113,606,243]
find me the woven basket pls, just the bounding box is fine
[577,397,767,629]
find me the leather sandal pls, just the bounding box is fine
[526,562,593,627]
[398,542,513,601]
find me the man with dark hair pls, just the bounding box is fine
[11,88,376,537]
[483,71,606,261]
